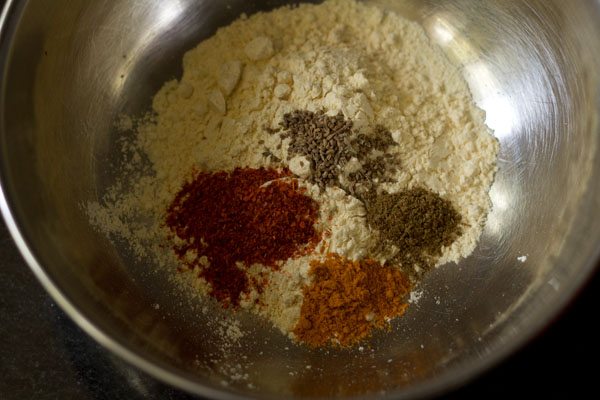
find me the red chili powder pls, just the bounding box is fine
[166,167,320,307]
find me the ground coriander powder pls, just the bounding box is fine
[365,187,463,278]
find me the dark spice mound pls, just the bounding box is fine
[280,110,355,189]
[365,187,463,278]
[269,109,398,194]
[166,167,321,307]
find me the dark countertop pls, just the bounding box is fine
[0,217,597,399]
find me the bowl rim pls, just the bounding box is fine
[1,0,599,399]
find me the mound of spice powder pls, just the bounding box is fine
[294,253,411,347]
[365,187,462,278]
[166,167,320,307]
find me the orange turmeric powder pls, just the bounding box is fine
[294,253,411,347]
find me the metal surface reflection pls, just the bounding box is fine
[467,63,519,139]
[0,0,599,399]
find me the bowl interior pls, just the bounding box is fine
[1,0,599,398]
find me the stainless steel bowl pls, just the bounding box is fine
[1,0,599,398]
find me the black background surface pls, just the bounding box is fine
[1,219,598,399]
